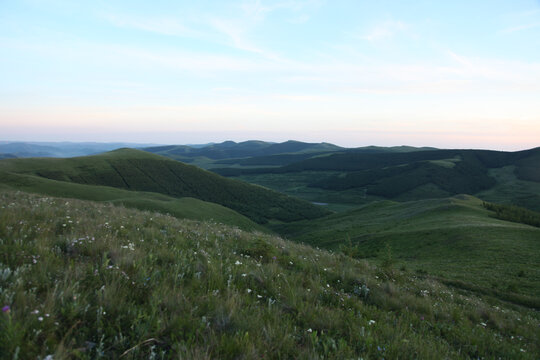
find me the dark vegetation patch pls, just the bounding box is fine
[211,148,540,211]
[483,201,540,228]
[309,159,495,197]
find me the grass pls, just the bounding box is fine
[477,166,540,212]
[1,190,539,359]
[0,149,331,224]
[0,171,263,232]
[273,195,540,302]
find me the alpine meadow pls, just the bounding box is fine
[1,1,540,359]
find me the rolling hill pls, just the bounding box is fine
[1,190,538,358]
[0,148,330,224]
[143,141,440,169]
[143,140,344,167]
[144,140,343,159]
[0,171,262,232]
[212,147,540,211]
[273,195,540,301]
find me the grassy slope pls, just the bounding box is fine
[0,171,263,232]
[0,149,330,224]
[273,195,540,300]
[1,190,538,359]
[477,166,540,212]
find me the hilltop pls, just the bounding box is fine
[144,140,343,161]
[0,149,330,224]
[0,190,538,358]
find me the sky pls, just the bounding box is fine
[1,0,540,150]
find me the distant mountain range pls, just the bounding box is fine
[143,140,345,161]
[1,140,434,161]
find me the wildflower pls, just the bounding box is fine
[368,320,376,325]
[307,328,313,333]
[247,289,252,293]
[32,309,39,314]
[235,260,242,265]
[480,322,487,327]
[38,316,44,321]
[2,305,10,313]
[241,273,247,277]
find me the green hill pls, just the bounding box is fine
[273,195,540,301]
[212,148,540,211]
[0,171,262,232]
[1,190,538,358]
[144,140,343,162]
[0,149,330,224]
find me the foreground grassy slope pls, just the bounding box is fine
[274,195,540,300]
[0,171,262,232]
[0,149,330,224]
[1,190,538,358]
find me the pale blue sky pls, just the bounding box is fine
[1,0,540,149]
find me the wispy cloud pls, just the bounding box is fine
[239,0,273,21]
[288,14,311,24]
[206,17,279,59]
[240,0,323,15]
[500,22,540,33]
[103,13,201,38]
[102,6,279,59]
[447,51,473,67]
[359,20,409,42]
